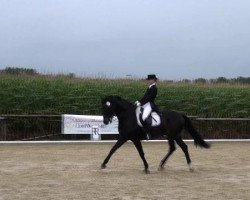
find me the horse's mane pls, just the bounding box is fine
[106,95,134,110]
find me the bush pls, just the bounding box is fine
[0,67,37,76]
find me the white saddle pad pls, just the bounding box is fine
[151,112,161,127]
[136,106,161,127]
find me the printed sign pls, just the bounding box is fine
[62,114,118,134]
[91,125,101,140]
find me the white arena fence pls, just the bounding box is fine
[0,114,249,141]
[1,139,250,144]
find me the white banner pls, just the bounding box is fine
[61,114,119,134]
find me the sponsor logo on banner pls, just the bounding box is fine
[62,114,118,134]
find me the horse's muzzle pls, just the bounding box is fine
[103,117,112,125]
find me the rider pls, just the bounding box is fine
[135,74,158,139]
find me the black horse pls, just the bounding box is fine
[101,95,210,173]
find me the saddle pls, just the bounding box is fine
[136,106,161,128]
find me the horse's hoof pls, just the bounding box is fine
[188,164,194,172]
[144,169,150,174]
[158,165,164,171]
[101,164,106,169]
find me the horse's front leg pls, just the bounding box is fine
[101,138,126,169]
[132,139,149,174]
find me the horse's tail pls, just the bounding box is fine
[182,114,210,148]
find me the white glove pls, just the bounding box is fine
[134,101,141,107]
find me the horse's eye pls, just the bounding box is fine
[106,101,111,107]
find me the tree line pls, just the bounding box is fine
[179,77,250,84]
[1,66,249,84]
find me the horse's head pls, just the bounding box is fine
[101,96,119,125]
[101,95,132,125]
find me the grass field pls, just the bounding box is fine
[0,74,249,117]
[0,142,249,200]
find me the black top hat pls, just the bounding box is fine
[146,74,158,80]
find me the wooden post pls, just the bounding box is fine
[0,117,7,141]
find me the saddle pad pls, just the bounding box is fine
[151,112,161,127]
[136,107,161,127]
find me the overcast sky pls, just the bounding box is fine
[0,0,250,80]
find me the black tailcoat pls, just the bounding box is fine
[140,84,157,107]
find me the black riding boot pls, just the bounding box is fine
[143,117,153,140]
[139,113,152,140]
[144,124,151,140]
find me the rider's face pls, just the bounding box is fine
[147,79,156,85]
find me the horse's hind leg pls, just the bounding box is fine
[176,138,194,172]
[101,138,126,169]
[159,139,176,170]
[132,140,149,174]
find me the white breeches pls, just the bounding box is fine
[142,102,152,121]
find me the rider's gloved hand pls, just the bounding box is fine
[134,101,141,107]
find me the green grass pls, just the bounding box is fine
[0,74,249,117]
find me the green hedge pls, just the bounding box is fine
[0,74,249,118]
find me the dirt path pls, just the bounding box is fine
[0,142,249,200]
